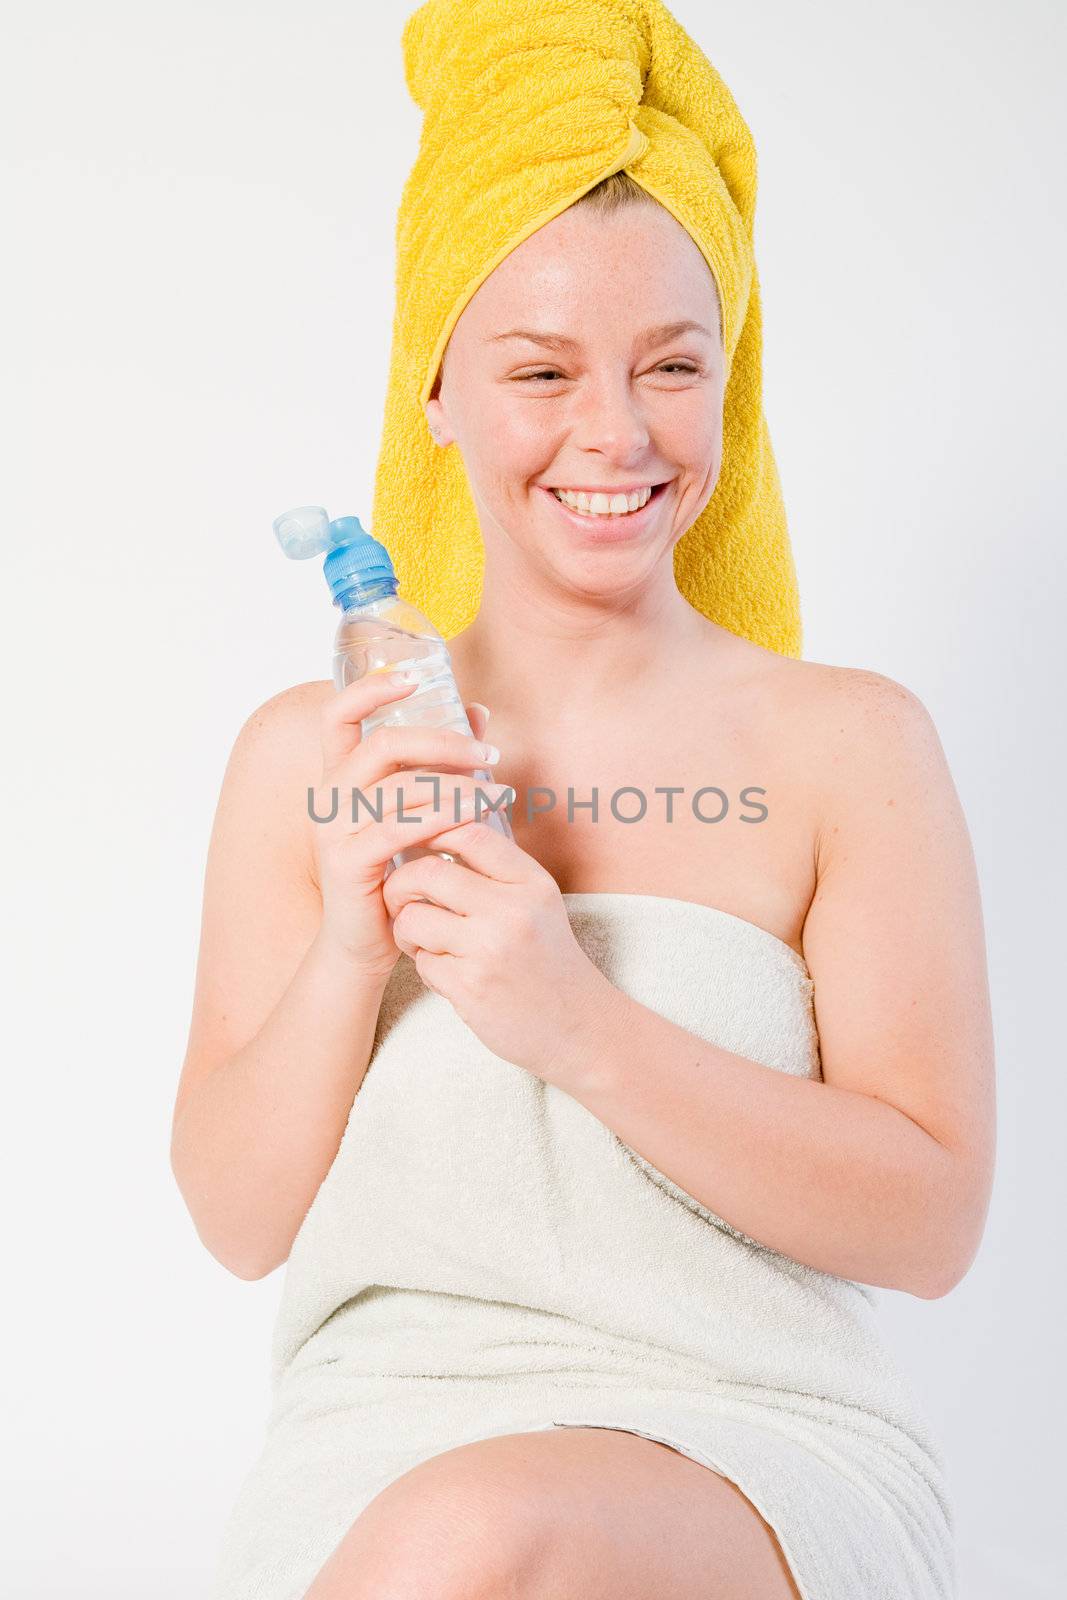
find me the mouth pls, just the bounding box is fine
[536,480,673,540]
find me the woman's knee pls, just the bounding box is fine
[304,1461,545,1600]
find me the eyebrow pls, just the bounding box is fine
[485,319,715,349]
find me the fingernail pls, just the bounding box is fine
[389,670,418,685]
[470,701,490,723]
[477,743,500,764]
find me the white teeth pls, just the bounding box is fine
[551,485,654,515]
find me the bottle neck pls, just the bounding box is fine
[332,575,399,612]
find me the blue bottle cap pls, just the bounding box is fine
[322,518,396,603]
[272,506,397,604]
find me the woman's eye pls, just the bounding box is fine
[515,363,699,383]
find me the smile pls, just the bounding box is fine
[551,485,654,515]
[537,481,672,540]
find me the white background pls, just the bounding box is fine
[4,1,1065,1594]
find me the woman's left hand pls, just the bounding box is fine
[381,818,617,1088]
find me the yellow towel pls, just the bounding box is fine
[370,0,802,658]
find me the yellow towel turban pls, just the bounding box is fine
[370,0,802,658]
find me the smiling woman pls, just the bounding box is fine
[435,176,725,530]
[177,3,993,1598]
[422,194,731,590]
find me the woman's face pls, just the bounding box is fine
[425,198,726,604]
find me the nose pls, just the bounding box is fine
[571,373,652,462]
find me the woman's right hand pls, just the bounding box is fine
[312,674,501,979]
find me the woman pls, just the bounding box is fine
[172,5,995,1598]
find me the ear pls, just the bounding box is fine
[424,391,455,448]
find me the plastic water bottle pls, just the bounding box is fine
[272,506,512,879]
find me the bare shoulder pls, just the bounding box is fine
[792,658,935,723]
[227,679,335,789]
[770,657,951,813]
[234,677,334,755]
[763,653,935,725]
[724,642,947,768]
[223,678,335,866]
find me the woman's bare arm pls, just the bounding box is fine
[543,669,996,1296]
[170,680,391,1280]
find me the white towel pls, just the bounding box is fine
[210,892,955,1600]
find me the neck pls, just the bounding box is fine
[447,554,732,726]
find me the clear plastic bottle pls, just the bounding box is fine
[272,506,512,878]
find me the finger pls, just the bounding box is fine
[362,772,507,836]
[338,780,491,876]
[306,780,482,889]
[353,773,521,878]
[320,673,419,773]
[391,899,469,958]
[415,813,535,888]
[466,702,490,743]
[382,851,488,921]
[340,722,499,793]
